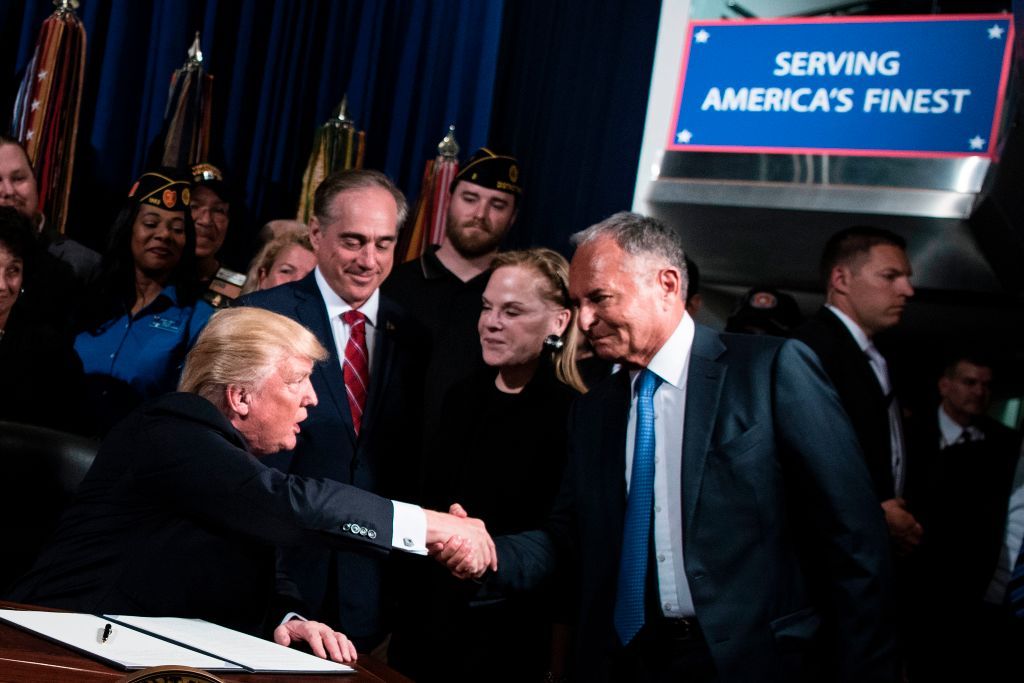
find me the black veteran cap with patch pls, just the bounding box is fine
[191,162,231,204]
[726,286,803,336]
[127,170,191,212]
[450,147,522,197]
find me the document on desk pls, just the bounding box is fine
[0,610,239,671]
[106,614,354,674]
[0,609,354,674]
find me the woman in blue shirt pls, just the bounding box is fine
[75,169,214,435]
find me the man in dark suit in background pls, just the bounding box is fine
[904,352,1021,681]
[241,169,448,652]
[454,212,896,682]
[793,227,920,553]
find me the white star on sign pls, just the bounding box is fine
[677,129,693,144]
[37,70,47,81]
[31,99,39,111]
[988,24,1005,40]
[968,135,986,150]
[26,130,34,140]
[695,29,709,44]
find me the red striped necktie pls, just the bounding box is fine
[341,310,369,435]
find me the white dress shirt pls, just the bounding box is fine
[826,305,907,497]
[937,406,984,449]
[625,313,696,617]
[313,268,426,555]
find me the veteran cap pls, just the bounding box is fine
[127,170,191,212]
[726,286,803,337]
[191,162,232,204]
[450,147,522,198]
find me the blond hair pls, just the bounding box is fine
[490,248,586,393]
[240,228,313,295]
[180,308,328,407]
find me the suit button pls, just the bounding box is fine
[359,527,368,536]
[342,523,351,531]
[368,530,377,539]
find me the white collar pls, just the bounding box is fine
[826,304,872,352]
[630,312,694,392]
[314,266,379,327]
[938,405,983,446]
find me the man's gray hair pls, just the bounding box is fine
[571,211,688,278]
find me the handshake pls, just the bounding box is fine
[423,503,496,579]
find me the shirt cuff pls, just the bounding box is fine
[391,501,428,555]
[278,612,307,626]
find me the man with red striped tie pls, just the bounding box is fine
[241,169,492,654]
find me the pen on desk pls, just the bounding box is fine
[101,623,112,643]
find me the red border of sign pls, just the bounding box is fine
[666,14,1015,159]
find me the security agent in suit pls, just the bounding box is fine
[904,354,1021,682]
[9,308,495,663]
[792,227,921,555]
[240,170,493,650]
[439,213,897,682]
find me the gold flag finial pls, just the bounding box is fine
[53,0,80,13]
[329,95,354,129]
[187,31,203,68]
[438,124,459,159]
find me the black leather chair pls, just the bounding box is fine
[0,421,98,593]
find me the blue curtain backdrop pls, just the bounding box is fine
[1,0,503,265]
[488,0,662,253]
[2,0,662,261]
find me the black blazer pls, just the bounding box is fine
[905,411,1021,606]
[493,326,897,683]
[8,393,394,636]
[793,307,896,500]
[239,273,428,647]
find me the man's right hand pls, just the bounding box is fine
[881,497,922,555]
[423,506,497,579]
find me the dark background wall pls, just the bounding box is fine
[1,0,662,266]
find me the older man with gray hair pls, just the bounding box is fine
[446,212,897,682]
[10,307,494,662]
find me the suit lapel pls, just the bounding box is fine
[821,308,887,403]
[681,326,726,529]
[295,275,356,438]
[599,371,632,542]
[360,295,398,443]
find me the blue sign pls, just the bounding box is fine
[669,15,1013,157]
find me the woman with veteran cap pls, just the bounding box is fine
[391,248,583,682]
[10,307,498,662]
[74,168,214,434]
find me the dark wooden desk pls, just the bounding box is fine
[0,602,412,682]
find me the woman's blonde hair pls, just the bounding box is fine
[240,228,313,295]
[179,308,327,407]
[489,248,586,393]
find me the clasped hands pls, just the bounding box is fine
[424,503,497,579]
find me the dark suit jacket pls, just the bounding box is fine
[793,307,896,500]
[905,411,1021,607]
[239,273,427,647]
[8,393,394,636]
[492,326,896,683]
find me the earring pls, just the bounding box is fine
[543,334,564,351]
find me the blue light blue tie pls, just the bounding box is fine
[614,368,662,646]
